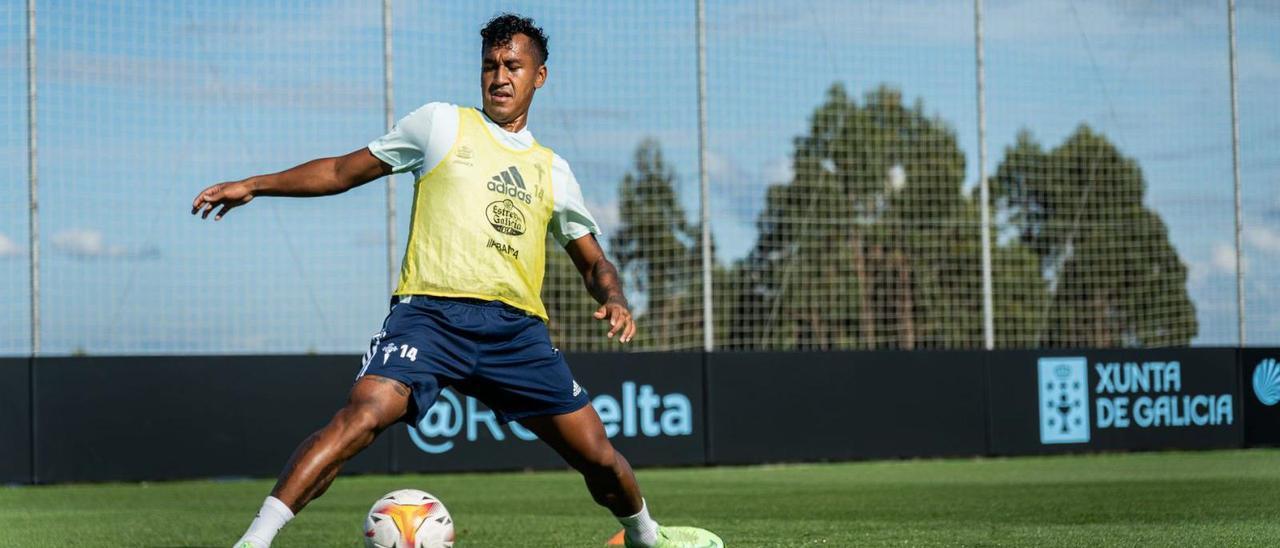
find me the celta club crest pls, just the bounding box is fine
[1038,357,1090,444]
[381,342,399,365]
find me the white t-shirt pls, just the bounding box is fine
[368,102,600,247]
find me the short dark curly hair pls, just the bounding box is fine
[480,13,548,65]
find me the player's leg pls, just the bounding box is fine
[465,305,644,515]
[520,404,644,516]
[521,406,722,548]
[271,374,409,509]
[234,374,409,548]
[473,304,720,546]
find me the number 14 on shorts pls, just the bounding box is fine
[381,342,418,364]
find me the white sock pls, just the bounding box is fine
[234,496,295,548]
[616,499,660,547]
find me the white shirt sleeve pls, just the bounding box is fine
[367,102,458,176]
[549,154,602,247]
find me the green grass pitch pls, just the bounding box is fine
[2,449,1278,547]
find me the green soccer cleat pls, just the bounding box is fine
[605,525,724,548]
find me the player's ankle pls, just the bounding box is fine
[236,496,294,547]
[616,499,660,547]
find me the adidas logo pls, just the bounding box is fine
[486,166,533,205]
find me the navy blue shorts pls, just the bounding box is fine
[357,295,589,425]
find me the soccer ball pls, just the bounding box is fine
[363,489,455,548]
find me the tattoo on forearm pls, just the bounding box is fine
[586,259,626,306]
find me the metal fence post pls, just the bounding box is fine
[27,0,39,357]
[975,0,994,350]
[696,0,714,351]
[383,0,397,297]
[382,0,401,473]
[1227,0,1245,346]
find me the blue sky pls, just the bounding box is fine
[0,0,1277,355]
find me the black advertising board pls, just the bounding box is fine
[705,351,988,464]
[28,353,703,483]
[0,359,31,484]
[32,356,391,483]
[987,348,1241,455]
[392,352,706,473]
[1241,348,1280,446]
[7,349,1264,484]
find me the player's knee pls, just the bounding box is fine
[576,440,620,475]
[332,404,383,439]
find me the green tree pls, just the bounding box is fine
[610,139,704,350]
[543,140,714,351]
[542,237,613,351]
[730,85,952,348]
[728,83,1046,349]
[990,126,1197,346]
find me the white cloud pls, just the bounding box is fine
[1245,225,1280,255]
[705,150,735,181]
[1186,259,1207,288]
[715,0,1222,51]
[0,233,21,258]
[587,198,621,237]
[52,229,118,257]
[44,49,379,110]
[1210,241,1246,275]
[714,0,973,45]
[50,228,158,260]
[762,156,794,185]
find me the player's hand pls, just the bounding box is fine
[593,298,636,343]
[191,180,255,221]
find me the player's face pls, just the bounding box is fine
[481,34,546,126]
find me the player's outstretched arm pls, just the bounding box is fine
[565,234,636,344]
[190,147,392,220]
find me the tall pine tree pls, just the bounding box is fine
[610,140,703,350]
[727,84,1046,349]
[991,126,1197,346]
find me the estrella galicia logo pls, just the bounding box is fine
[486,165,533,204]
[1038,357,1090,444]
[485,199,526,236]
[1252,358,1280,406]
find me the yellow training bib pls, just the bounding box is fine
[394,107,555,320]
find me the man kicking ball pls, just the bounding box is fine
[191,12,721,548]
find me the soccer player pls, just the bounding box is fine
[192,13,720,548]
